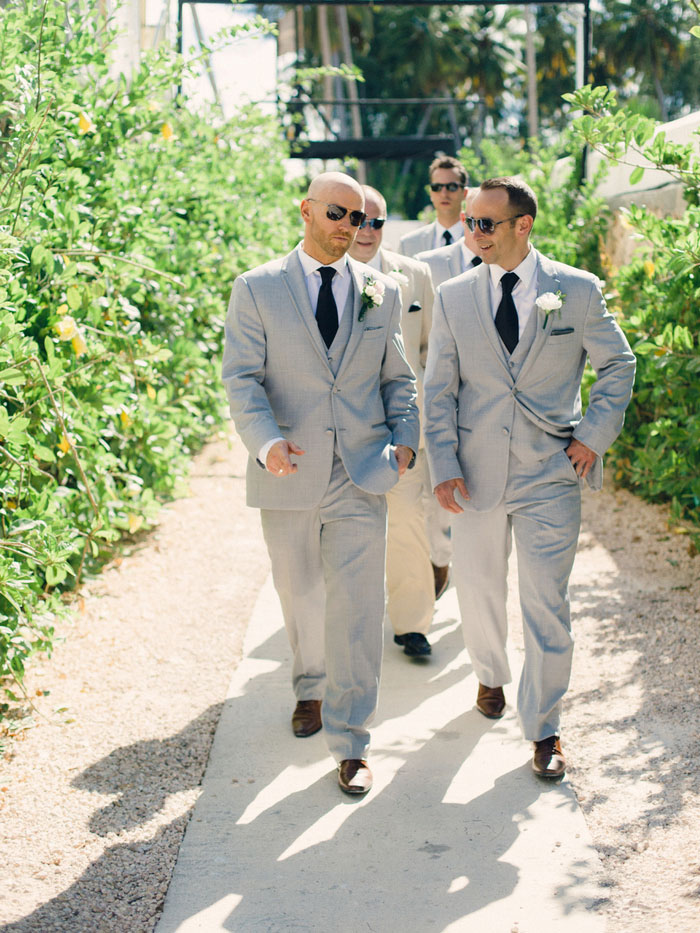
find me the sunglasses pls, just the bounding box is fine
[307,198,366,227]
[358,217,386,230]
[464,213,527,235]
[428,182,462,193]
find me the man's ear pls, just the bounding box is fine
[519,214,535,237]
[300,199,311,223]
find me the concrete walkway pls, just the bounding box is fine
[156,569,607,933]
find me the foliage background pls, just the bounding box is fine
[0,0,301,723]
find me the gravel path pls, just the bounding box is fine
[1,430,699,932]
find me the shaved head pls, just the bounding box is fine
[301,172,365,264]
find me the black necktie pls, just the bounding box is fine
[442,230,453,246]
[495,272,519,353]
[471,255,482,267]
[316,267,338,347]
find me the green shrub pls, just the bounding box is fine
[0,0,302,718]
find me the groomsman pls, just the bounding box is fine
[424,177,635,778]
[398,155,468,257]
[222,172,419,795]
[349,185,436,659]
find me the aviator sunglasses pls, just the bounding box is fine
[358,217,386,230]
[307,198,367,227]
[428,182,462,193]
[464,213,527,235]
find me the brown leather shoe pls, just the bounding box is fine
[475,683,506,719]
[291,700,322,737]
[433,563,450,600]
[532,735,566,779]
[337,759,373,795]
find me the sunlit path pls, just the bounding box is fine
[156,574,606,932]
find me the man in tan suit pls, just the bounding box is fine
[349,185,435,658]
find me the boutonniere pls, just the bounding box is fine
[359,276,385,321]
[388,267,409,288]
[536,290,566,328]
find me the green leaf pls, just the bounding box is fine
[629,166,645,186]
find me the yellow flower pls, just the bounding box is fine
[119,410,132,429]
[146,384,156,401]
[643,260,655,278]
[58,434,71,454]
[54,316,79,341]
[161,122,174,141]
[78,111,95,134]
[57,303,69,316]
[71,333,88,357]
[128,514,144,534]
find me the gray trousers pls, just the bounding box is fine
[260,454,387,762]
[450,449,582,741]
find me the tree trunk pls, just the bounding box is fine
[335,5,365,183]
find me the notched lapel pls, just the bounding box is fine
[472,269,511,375]
[336,261,369,378]
[517,257,562,383]
[281,252,330,365]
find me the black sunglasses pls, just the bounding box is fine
[428,182,462,193]
[307,198,366,227]
[358,217,386,230]
[464,213,526,235]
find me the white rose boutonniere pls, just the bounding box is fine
[359,276,385,321]
[388,267,409,288]
[536,290,566,328]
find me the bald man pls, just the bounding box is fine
[222,172,419,795]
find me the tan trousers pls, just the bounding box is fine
[385,452,435,636]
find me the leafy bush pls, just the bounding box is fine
[0,0,301,717]
[566,85,700,547]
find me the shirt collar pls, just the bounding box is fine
[460,242,477,265]
[488,246,536,290]
[365,252,382,272]
[436,219,464,240]
[297,243,349,279]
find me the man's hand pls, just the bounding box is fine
[565,438,597,479]
[393,445,414,477]
[434,477,470,513]
[266,440,305,477]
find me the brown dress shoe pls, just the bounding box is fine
[532,735,566,779]
[432,563,450,600]
[475,683,506,719]
[291,700,322,737]
[337,759,373,795]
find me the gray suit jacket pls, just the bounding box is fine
[398,222,439,258]
[378,248,433,448]
[222,248,420,510]
[417,240,471,288]
[424,249,636,511]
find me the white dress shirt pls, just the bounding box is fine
[461,242,479,271]
[487,247,538,339]
[297,244,352,322]
[434,220,464,249]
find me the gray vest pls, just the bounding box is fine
[325,280,355,377]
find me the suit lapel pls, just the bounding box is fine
[281,250,332,366]
[516,250,562,384]
[336,258,366,379]
[471,267,512,377]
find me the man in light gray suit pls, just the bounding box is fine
[349,185,436,659]
[424,177,635,778]
[222,172,419,795]
[398,156,468,258]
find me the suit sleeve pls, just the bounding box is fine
[380,286,420,452]
[572,280,636,456]
[221,274,283,459]
[423,289,463,488]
